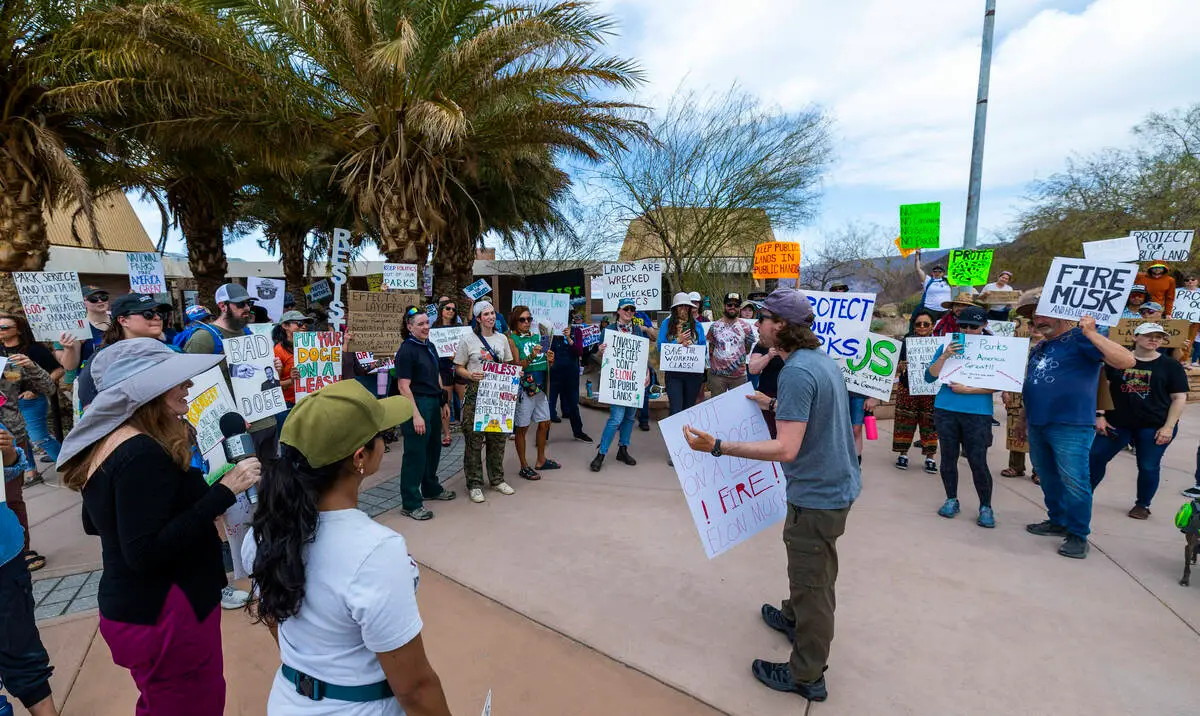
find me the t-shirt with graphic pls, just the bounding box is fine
[1103,355,1188,429]
[510,331,548,389]
[705,319,755,378]
[1022,327,1104,427]
[922,276,952,311]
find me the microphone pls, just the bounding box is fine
[219,412,258,504]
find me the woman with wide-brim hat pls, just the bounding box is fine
[933,290,981,337]
[57,338,262,715]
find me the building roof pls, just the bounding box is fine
[619,207,775,261]
[45,192,156,253]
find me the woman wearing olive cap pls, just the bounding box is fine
[249,379,451,715]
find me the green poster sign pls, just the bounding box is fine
[946,248,994,286]
[899,202,941,249]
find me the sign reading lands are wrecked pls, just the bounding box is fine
[803,290,875,359]
[601,261,662,311]
[751,242,800,279]
[1034,257,1137,327]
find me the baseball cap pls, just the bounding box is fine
[1129,284,1147,294]
[278,310,313,324]
[214,283,253,305]
[1139,302,1164,313]
[110,293,171,318]
[184,305,212,322]
[760,288,814,325]
[1133,322,1168,337]
[724,292,742,304]
[688,291,701,305]
[82,285,107,298]
[617,297,637,309]
[931,265,946,272]
[281,379,413,468]
[957,306,987,327]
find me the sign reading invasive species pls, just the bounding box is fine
[1082,236,1139,263]
[660,382,786,559]
[347,290,415,355]
[293,331,344,401]
[840,333,900,401]
[248,277,285,321]
[602,261,663,312]
[899,202,941,249]
[752,242,801,279]
[946,249,994,286]
[1035,257,1137,327]
[12,271,90,341]
[598,331,649,408]
[430,326,472,358]
[1111,318,1191,348]
[937,335,1031,392]
[383,263,419,290]
[511,290,570,334]
[803,290,876,359]
[1133,229,1193,262]
[126,252,167,294]
[473,361,521,433]
[1171,289,1200,323]
[659,343,707,374]
[329,228,352,332]
[904,336,945,396]
[223,333,288,421]
[463,279,492,300]
[185,366,238,455]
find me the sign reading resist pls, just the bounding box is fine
[598,331,648,408]
[1035,257,1137,327]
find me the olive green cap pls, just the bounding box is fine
[281,379,412,467]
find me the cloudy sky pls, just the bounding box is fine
[134,0,1200,262]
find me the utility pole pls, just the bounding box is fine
[963,0,996,249]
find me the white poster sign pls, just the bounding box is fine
[473,361,521,433]
[938,335,1031,392]
[511,290,570,334]
[804,291,876,359]
[430,326,472,358]
[598,331,649,408]
[463,279,492,301]
[988,320,1017,337]
[905,336,945,396]
[12,271,90,341]
[223,333,288,421]
[184,366,237,455]
[481,690,492,716]
[602,261,663,311]
[840,333,901,402]
[383,263,419,290]
[1082,236,1139,263]
[248,323,273,337]
[1035,257,1137,327]
[247,277,285,321]
[293,331,344,401]
[659,343,707,373]
[1172,289,1200,323]
[1133,229,1193,262]
[126,252,167,294]
[589,275,606,300]
[659,382,787,559]
[329,227,352,332]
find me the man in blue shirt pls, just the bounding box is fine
[1020,309,1134,559]
[0,425,58,715]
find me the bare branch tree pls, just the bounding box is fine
[800,221,917,301]
[492,201,623,277]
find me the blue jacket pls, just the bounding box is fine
[1,425,29,567]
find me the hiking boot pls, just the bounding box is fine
[924,458,937,474]
[977,506,995,529]
[616,446,637,466]
[760,604,795,642]
[1127,505,1151,520]
[750,660,827,702]
[590,453,605,472]
[937,498,960,518]
[1026,520,1068,536]
[1058,534,1089,559]
[401,506,434,521]
[894,455,909,470]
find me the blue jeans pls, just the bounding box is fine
[1028,423,1095,537]
[1089,424,1175,508]
[18,394,60,461]
[599,405,637,455]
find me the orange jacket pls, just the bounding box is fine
[1136,269,1176,317]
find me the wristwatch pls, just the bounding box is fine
[711,438,724,458]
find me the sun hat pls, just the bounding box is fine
[941,289,979,310]
[215,283,253,305]
[184,305,211,322]
[472,300,495,318]
[111,293,172,318]
[56,338,225,468]
[1133,322,1168,337]
[1014,289,1042,319]
[281,379,413,468]
[688,291,702,305]
[1139,302,1164,313]
[617,297,637,309]
[278,310,313,324]
[957,306,987,327]
[670,292,694,309]
[760,287,815,325]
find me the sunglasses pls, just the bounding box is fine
[619,306,635,312]
[725,302,739,307]
[86,295,109,303]
[124,310,165,321]
[229,301,251,309]
[914,321,933,327]
[443,306,457,312]
[517,316,532,323]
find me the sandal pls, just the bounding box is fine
[518,466,541,481]
[535,459,561,470]
[441,436,452,447]
[1031,472,1040,485]
[1000,468,1025,478]
[24,550,46,572]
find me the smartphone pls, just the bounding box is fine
[952,332,965,351]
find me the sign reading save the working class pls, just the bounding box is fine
[1035,257,1137,327]
[751,242,801,279]
[293,331,343,401]
[946,249,994,286]
[899,202,941,249]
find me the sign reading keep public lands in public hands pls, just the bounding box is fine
[1035,257,1137,327]
[751,242,801,279]
[12,271,90,341]
[899,202,941,249]
[946,249,994,286]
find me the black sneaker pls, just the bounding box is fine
[760,604,795,642]
[750,660,827,702]
[1058,534,1089,559]
[639,423,650,432]
[1026,520,1068,537]
[1182,486,1200,499]
[894,455,909,470]
[589,453,604,472]
[924,458,937,474]
[573,432,594,443]
[550,416,562,424]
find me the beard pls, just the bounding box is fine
[725,308,738,318]
[222,306,249,330]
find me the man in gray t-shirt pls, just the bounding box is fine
[684,287,859,704]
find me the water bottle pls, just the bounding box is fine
[864,412,878,441]
[376,370,388,396]
[0,693,14,716]
[586,380,593,398]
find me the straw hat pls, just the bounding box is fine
[940,289,981,310]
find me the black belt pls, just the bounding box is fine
[281,664,393,702]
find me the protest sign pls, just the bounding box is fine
[660,382,787,559]
[660,343,707,373]
[1133,229,1193,262]
[899,202,941,249]
[525,268,586,301]
[1111,318,1191,348]
[423,267,433,297]
[126,252,167,294]
[751,242,801,279]
[804,291,875,358]
[383,263,419,290]
[366,274,384,292]
[307,279,332,303]
[988,320,1017,337]
[185,367,237,455]
[430,326,472,358]
[905,336,945,396]
[425,304,438,322]
[602,261,663,311]
[12,271,89,341]
[347,290,412,354]
[946,249,994,286]
[1082,235,1139,263]
[248,277,285,321]
[589,275,606,301]
[1171,289,1200,322]
[511,290,570,334]
[224,333,288,421]
[598,331,649,408]
[579,324,602,348]
[473,361,521,433]
[937,335,1030,392]
[293,331,344,401]
[329,228,352,331]
[893,236,917,258]
[354,351,394,373]
[183,290,198,307]
[840,333,900,401]
[1035,257,1137,326]
[248,323,273,337]
[977,289,1020,305]
[463,279,492,300]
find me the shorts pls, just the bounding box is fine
[848,395,866,426]
[515,390,550,428]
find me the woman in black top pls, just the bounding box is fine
[393,307,456,520]
[748,342,784,438]
[432,299,465,446]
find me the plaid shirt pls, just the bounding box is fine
[0,357,54,445]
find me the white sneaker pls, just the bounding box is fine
[493,482,515,495]
[469,488,485,503]
[221,585,249,610]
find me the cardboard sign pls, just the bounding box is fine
[185,367,237,455]
[1082,236,1139,263]
[579,324,602,348]
[1111,318,1191,348]
[977,290,1020,305]
[248,277,285,321]
[899,202,941,249]
[329,228,352,332]
[224,333,288,421]
[602,261,663,311]
[12,271,90,341]
[598,331,648,408]
[430,326,472,358]
[1171,289,1200,323]
[804,291,876,359]
[938,335,1030,392]
[1133,229,1193,262]
[293,331,344,401]
[752,242,801,279]
[473,361,521,433]
[126,252,167,294]
[946,249,993,286]
[905,336,945,396]
[383,263,419,290]
[840,333,900,402]
[659,343,707,373]
[988,320,1017,337]
[660,382,786,559]
[511,290,569,334]
[1035,257,1137,327]
[306,279,332,303]
[347,290,412,354]
[463,279,492,300]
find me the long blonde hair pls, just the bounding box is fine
[62,395,193,491]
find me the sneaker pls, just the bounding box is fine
[977,506,995,528]
[1058,534,1089,559]
[639,423,650,432]
[573,432,594,443]
[750,660,827,702]
[221,585,249,610]
[1127,505,1151,520]
[894,455,909,470]
[401,506,434,521]
[426,490,456,501]
[493,482,515,495]
[937,498,960,518]
[1182,486,1200,499]
[924,458,937,474]
[469,488,486,503]
[760,604,796,642]
[1026,520,1068,536]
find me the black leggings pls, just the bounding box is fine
[665,371,704,415]
[933,408,994,507]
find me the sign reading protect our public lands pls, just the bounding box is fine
[1133,229,1193,262]
[1034,257,1137,327]
[899,202,941,249]
[751,242,801,279]
[946,249,994,286]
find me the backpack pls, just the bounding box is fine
[172,322,244,353]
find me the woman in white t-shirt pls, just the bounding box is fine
[248,379,451,716]
[454,300,517,504]
[981,270,1015,321]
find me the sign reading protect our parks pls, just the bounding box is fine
[946,249,994,286]
[899,202,941,249]
[751,241,801,279]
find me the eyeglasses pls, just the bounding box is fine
[86,295,109,303]
[124,310,164,321]
[517,316,532,323]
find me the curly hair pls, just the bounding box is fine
[773,319,821,353]
[61,394,192,491]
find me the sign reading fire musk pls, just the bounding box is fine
[1034,257,1137,327]
[1133,229,1193,262]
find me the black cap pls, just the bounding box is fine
[110,293,171,318]
[724,292,742,303]
[957,306,987,327]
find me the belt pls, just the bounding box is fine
[281,664,393,702]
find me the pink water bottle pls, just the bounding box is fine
[864,413,878,441]
[376,370,388,396]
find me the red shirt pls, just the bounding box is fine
[274,342,296,404]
